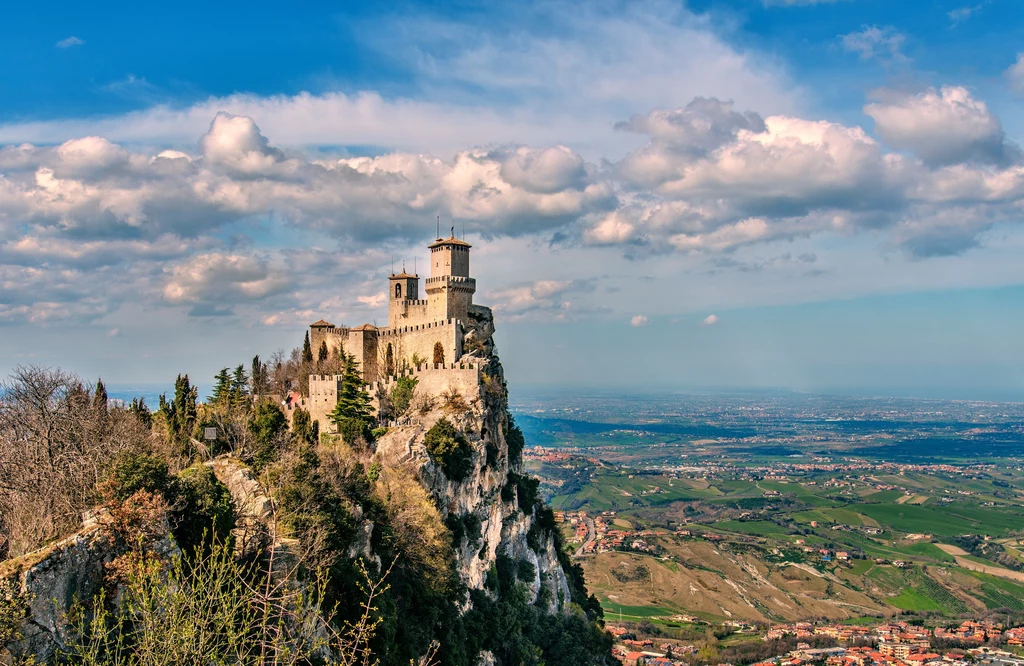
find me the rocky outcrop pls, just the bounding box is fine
[376,305,574,614]
[0,512,177,664]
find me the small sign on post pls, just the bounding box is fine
[204,427,217,441]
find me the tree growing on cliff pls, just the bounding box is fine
[423,418,472,481]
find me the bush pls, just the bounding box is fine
[247,402,288,473]
[424,418,473,481]
[172,463,235,554]
[104,451,172,502]
[504,416,526,464]
[388,377,418,417]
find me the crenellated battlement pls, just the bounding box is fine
[377,318,462,338]
[425,275,476,289]
[370,360,481,393]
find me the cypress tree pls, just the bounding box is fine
[302,331,313,363]
[230,365,249,410]
[162,374,198,458]
[250,355,267,399]
[317,341,328,364]
[92,378,109,413]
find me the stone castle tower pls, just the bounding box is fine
[304,233,483,431]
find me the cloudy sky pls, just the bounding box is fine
[3,0,1024,400]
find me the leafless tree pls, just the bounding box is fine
[0,365,149,557]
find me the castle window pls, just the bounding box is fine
[395,283,402,299]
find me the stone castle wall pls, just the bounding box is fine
[371,362,482,415]
[377,318,462,374]
[308,374,342,432]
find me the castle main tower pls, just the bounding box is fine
[426,234,476,322]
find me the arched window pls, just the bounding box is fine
[433,342,445,366]
[395,283,402,299]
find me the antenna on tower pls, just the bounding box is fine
[436,215,440,239]
[391,255,394,274]
[414,257,417,275]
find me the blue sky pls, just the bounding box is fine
[2,0,1024,400]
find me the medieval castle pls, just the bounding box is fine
[304,233,486,431]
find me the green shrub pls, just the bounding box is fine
[517,559,536,582]
[424,418,473,481]
[504,416,526,464]
[172,464,235,554]
[388,376,418,417]
[104,451,172,501]
[247,402,288,473]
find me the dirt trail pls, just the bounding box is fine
[935,544,1024,583]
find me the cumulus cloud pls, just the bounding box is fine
[4,86,1024,326]
[55,36,84,48]
[840,26,906,64]
[630,315,649,327]
[162,252,291,316]
[701,314,719,326]
[865,87,1013,166]
[488,280,600,322]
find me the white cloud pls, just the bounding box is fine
[1007,54,1024,94]
[162,252,291,316]
[55,36,84,49]
[357,292,387,309]
[630,315,649,327]
[1,4,802,160]
[865,87,1011,166]
[701,314,719,326]
[948,5,982,26]
[840,26,906,64]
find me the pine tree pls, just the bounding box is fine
[329,353,373,427]
[302,331,313,363]
[209,368,232,407]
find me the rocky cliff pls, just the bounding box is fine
[375,304,574,616]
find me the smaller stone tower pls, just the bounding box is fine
[388,268,426,329]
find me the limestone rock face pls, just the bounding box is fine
[0,514,178,664]
[376,305,573,613]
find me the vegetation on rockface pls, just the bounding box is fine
[102,451,235,554]
[1,333,613,666]
[424,418,474,481]
[62,539,391,666]
[451,555,612,666]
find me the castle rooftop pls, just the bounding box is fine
[390,271,418,279]
[310,319,334,328]
[428,234,471,249]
